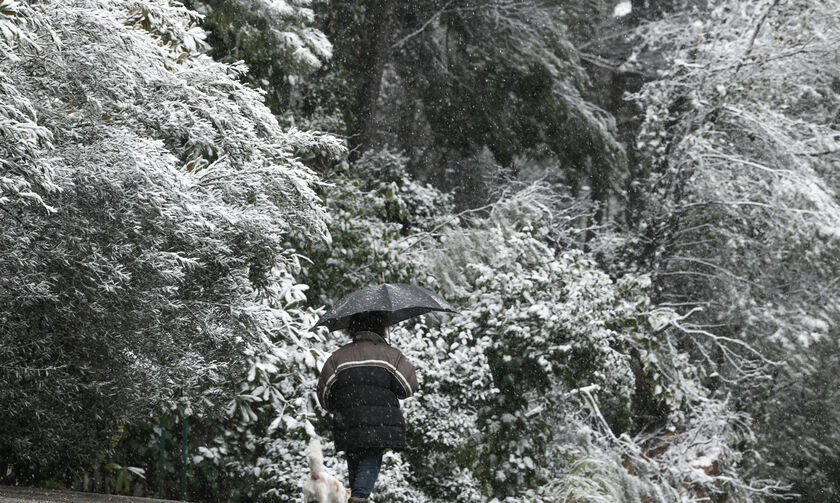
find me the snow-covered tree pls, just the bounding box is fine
[382,0,627,202]
[0,0,340,483]
[187,0,332,111]
[270,0,625,210]
[625,0,840,498]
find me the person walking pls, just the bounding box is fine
[316,312,419,503]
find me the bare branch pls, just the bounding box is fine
[391,1,453,50]
[734,0,781,76]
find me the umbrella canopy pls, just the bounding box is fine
[314,283,458,332]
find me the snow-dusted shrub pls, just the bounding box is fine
[185,277,334,500]
[0,0,339,484]
[392,187,764,501]
[301,149,453,305]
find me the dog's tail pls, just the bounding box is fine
[307,437,326,480]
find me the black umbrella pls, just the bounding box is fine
[314,283,458,332]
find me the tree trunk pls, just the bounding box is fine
[349,0,395,162]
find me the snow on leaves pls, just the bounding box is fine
[0,0,340,474]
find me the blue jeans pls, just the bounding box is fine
[346,449,384,498]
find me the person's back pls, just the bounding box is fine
[316,313,418,502]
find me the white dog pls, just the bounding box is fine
[302,437,350,503]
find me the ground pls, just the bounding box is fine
[0,486,182,503]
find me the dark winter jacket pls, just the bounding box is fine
[316,331,419,452]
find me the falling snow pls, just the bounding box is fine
[2,0,838,501]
